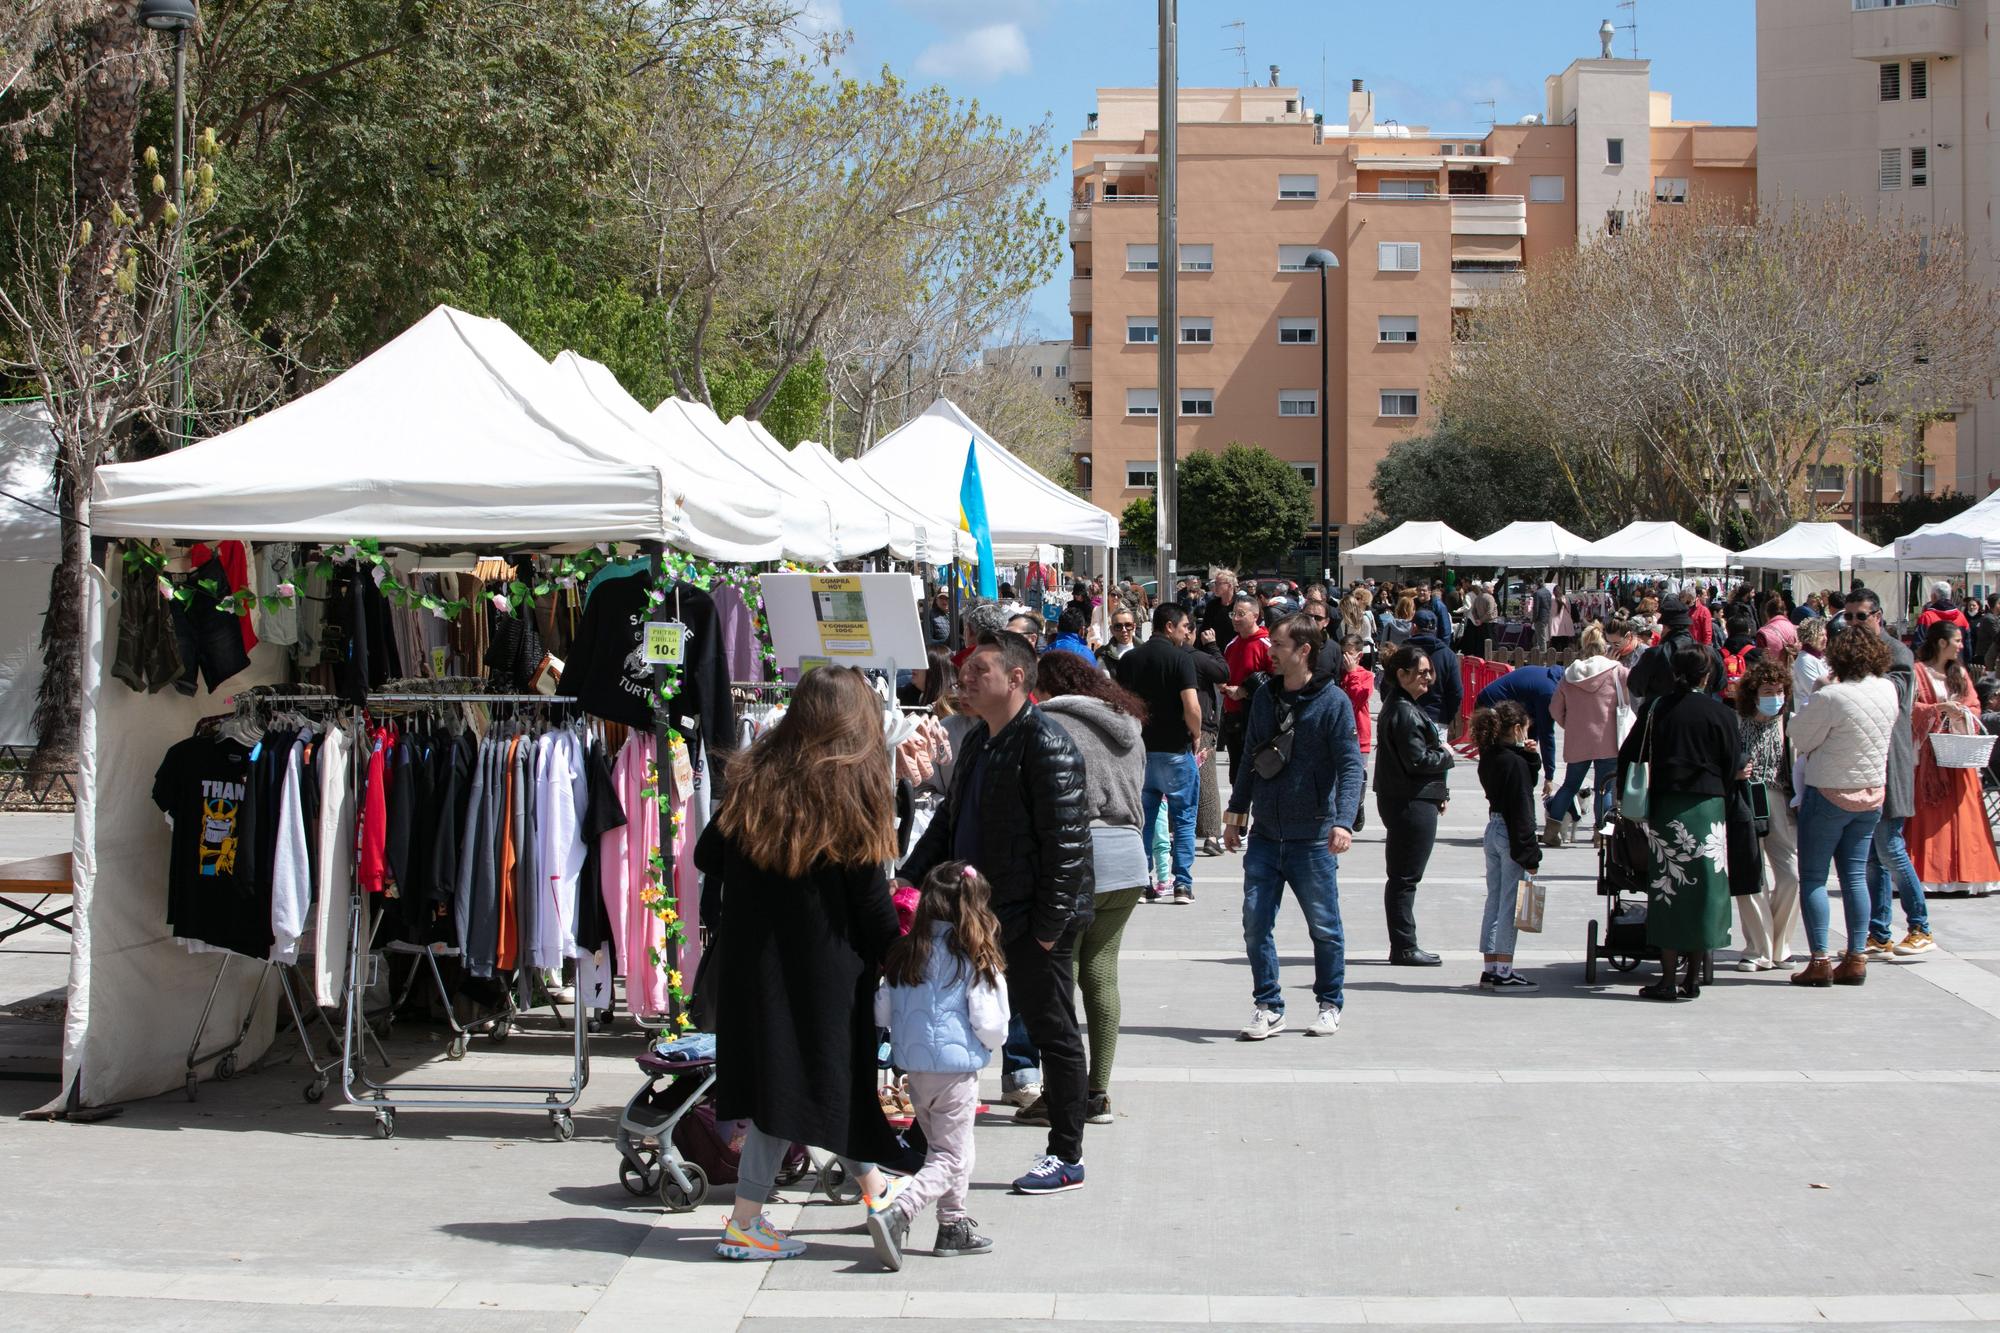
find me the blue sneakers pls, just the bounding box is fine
[1011,1154,1085,1194]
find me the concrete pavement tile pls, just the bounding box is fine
[1511,1296,1673,1323]
[157,1274,334,1304]
[1800,1069,1912,1082]
[1188,1066,1296,1083]
[318,1277,456,1308]
[13,1267,183,1298]
[1361,1295,1520,1323]
[1601,1068,1706,1083]
[1495,1070,1609,1083]
[436,1280,602,1312]
[1056,1292,1211,1321]
[1395,1069,1503,1083]
[1208,1293,1366,1323]
[0,1265,35,1290]
[1115,1066,1192,1082]
[0,1291,575,1332]
[1700,1069,1809,1083]
[1662,1295,1824,1322]
[901,1291,1059,1319]
[1293,1067,1402,1082]
[1814,1293,1981,1321]
[1958,1293,2000,1317]
[749,1290,908,1318]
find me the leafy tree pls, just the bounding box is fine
[1357,423,1582,545]
[1120,495,1156,551]
[1176,443,1312,571]
[452,247,674,408]
[1864,489,1980,548]
[708,352,827,446]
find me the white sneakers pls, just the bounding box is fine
[1237,1008,1286,1041]
[1304,1005,1341,1037]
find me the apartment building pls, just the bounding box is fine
[1758,0,1980,499]
[1069,32,1755,560]
[981,338,1074,411]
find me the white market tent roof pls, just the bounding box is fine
[1892,486,2000,565]
[0,402,60,562]
[788,439,963,566]
[1573,520,1733,571]
[92,307,682,548]
[1339,520,1470,572]
[548,351,783,562]
[723,415,888,562]
[654,398,839,565]
[1858,522,1972,573]
[855,398,1117,549]
[1733,521,1883,573]
[1448,520,1589,568]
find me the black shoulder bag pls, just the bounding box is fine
[1251,693,1297,780]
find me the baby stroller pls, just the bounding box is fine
[1583,826,1712,985]
[613,1033,861,1212]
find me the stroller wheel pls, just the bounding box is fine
[774,1157,809,1188]
[822,1160,864,1207]
[620,1149,663,1197]
[660,1161,709,1212]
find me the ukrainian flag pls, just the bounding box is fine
[957,436,997,599]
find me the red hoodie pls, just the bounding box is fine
[1223,626,1271,716]
[1340,666,1375,753]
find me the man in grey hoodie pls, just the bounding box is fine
[1224,613,1365,1041]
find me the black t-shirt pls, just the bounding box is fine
[1118,637,1199,753]
[153,734,272,958]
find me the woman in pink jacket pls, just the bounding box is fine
[1545,625,1630,844]
[1753,594,1799,660]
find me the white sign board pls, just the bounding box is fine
[759,572,926,672]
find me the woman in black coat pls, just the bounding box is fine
[696,666,904,1261]
[1374,644,1455,965]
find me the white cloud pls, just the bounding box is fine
[913,22,1032,81]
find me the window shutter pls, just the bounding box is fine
[1880,62,1901,102]
[1880,148,1903,191]
[1911,60,1928,100]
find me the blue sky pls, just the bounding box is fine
[819,0,1757,336]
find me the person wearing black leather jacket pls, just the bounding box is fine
[1374,644,1455,966]
[903,631,1094,1194]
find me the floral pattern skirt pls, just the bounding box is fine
[1639,791,1734,952]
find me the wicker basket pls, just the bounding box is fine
[1928,729,1997,770]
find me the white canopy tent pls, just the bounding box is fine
[1339,520,1470,574]
[1892,486,2000,566]
[93,307,684,548]
[1448,521,1590,568]
[1857,523,1968,573]
[1573,521,1733,571]
[0,403,59,745]
[1733,522,1883,572]
[855,398,1118,551]
[787,439,967,566]
[722,415,889,562]
[651,398,841,565]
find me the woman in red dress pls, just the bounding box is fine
[1906,622,2000,898]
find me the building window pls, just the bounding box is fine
[1911,146,1929,188]
[1653,177,1688,204]
[1808,464,1845,493]
[1179,243,1214,271]
[1379,178,1437,197]
[1277,244,1316,272]
[1179,316,1213,344]
[1451,308,1474,343]
[1606,137,1624,165]
[1126,316,1159,344]
[1055,364,1067,379]
[1880,147,1903,190]
[1126,461,1159,488]
[1291,462,1319,488]
[1126,388,1160,417]
[1126,243,1160,272]
[1180,388,1215,416]
[1911,59,1928,100]
[1880,62,1901,102]
[1378,315,1419,344]
[1377,242,1421,272]
[1032,365,1043,378]
[1278,317,1318,345]
[1379,390,1419,417]
[1278,389,1318,417]
[1278,173,1319,200]
[1605,210,1626,236]
[1529,175,1565,203]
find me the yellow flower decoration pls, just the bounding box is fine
[661,907,679,925]
[669,970,684,991]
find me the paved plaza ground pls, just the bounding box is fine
[2,758,1998,1331]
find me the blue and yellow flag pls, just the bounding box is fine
[957,435,997,599]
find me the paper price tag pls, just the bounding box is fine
[666,734,695,802]
[430,647,449,678]
[643,620,688,666]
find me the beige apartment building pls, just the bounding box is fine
[981,338,1074,411]
[1758,0,1983,500]
[1069,36,1755,561]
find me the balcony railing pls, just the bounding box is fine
[1450,195,1528,237]
[1069,276,1092,314]
[1349,192,1446,202]
[1854,0,1954,10]
[1098,194,1160,204]
[1069,348,1091,383]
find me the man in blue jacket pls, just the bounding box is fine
[1406,609,1462,730]
[1474,664,1563,788]
[1223,613,1365,1041]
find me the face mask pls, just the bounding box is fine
[1756,695,1784,717]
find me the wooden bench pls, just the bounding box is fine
[0,852,74,945]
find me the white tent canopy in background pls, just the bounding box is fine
[856,398,1118,550]
[1448,521,1590,568]
[1573,521,1732,571]
[1339,520,1470,573]
[1733,522,1883,573]
[548,352,783,562]
[92,307,676,548]
[787,439,964,566]
[0,403,58,746]
[1892,486,2000,565]
[1858,522,1971,573]
[652,398,839,565]
[723,414,885,562]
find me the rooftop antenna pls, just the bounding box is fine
[1223,19,1248,86]
[1616,0,1639,59]
[1474,96,1496,129]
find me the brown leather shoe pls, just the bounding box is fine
[1790,955,1835,988]
[1831,951,1867,986]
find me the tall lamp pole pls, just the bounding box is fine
[138,0,198,448]
[1156,0,1179,592]
[1304,249,1340,582]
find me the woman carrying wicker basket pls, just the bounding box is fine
[1905,622,2000,909]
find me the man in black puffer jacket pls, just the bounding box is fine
[904,631,1094,1195]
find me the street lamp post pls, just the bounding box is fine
[138,0,198,448]
[1304,249,1340,582]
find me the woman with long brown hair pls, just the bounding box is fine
[698,666,905,1262]
[1903,621,1997,912]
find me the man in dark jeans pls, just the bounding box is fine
[904,631,1094,1195]
[1114,604,1206,903]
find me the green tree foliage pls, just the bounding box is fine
[1120,495,1156,551]
[1176,444,1313,571]
[1357,422,1581,546]
[452,247,673,408]
[708,352,828,446]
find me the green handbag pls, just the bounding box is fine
[1618,703,1655,821]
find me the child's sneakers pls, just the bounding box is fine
[716,1213,806,1261]
[934,1216,994,1257]
[867,1200,910,1271]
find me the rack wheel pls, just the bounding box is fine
[659,1162,709,1212]
[1610,952,1641,973]
[446,1034,469,1061]
[822,1160,864,1207]
[216,1053,237,1081]
[373,1109,396,1140]
[620,1150,663,1197]
[303,1079,326,1105]
[552,1110,575,1142]
[1584,919,1599,985]
[489,1018,512,1046]
[185,1072,198,1102]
